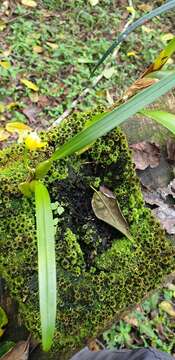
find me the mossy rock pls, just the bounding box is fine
[0,107,175,359]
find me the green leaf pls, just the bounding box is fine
[141,109,175,135]
[0,307,8,337]
[34,181,56,351]
[35,160,52,179]
[153,36,175,71]
[50,74,175,161]
[146,70,175,80]
[0,342,15,358]
[103,67,116,79]
[92,0,175,73]
[139,322,156,338]
[18,182,33,198]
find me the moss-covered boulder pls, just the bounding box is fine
[0,108,175,359]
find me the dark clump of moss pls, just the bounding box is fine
[0,107,175,359]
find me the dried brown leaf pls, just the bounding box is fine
[130,141,160,170]
[124,78,157,100]
[123,315,138,327]
[153,204,175,235]
[1,337,30,360]
[159,301,175,317]
[22,106,38,124]
[91,187,132,240]
[142,187,164,207]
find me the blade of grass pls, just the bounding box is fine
[34,181,57,351]
[140,109,175,134]
[91,0,175,74]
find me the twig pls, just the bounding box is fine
[50,0,136,128]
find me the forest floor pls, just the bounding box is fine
[0,0,175,357]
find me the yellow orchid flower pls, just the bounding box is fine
[25,131,47,151]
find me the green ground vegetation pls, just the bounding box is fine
[0,0,172,126]
[104,285,175,354]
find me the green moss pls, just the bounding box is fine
[0,106,175,358]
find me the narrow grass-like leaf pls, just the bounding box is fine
[142,36,175,78]
[49,74,175,161]
[141,109,175,135]
[34,181,56,351]
[150,36,175,71]
[146,70,175,80]
[92,0,175,73]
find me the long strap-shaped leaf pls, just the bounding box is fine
[35,181,57,351]
[92,0,175,74]
[35,73,175,179]
[140,109,175,135]
[49,74,175,161]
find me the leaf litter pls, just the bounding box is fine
[130,141,160,170]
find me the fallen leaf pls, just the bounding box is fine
[123,315,138,327]
[91,186,132,240]
[88,0,99,5]
[21,0,37,7]
[1,337,30,359]
[103,67,116,79]
[161,33,174,42]
[33,45,43,53]
[159,301,175,317]
[0,61,11,70]
[20,79,39,92]
[124,78,157,100]
[153,204,175,235]
[127,51,139,58]
[6,122,32,134]
[99,185,116,199]
[88,339,104,351]
[0,20,7,31]
[130,141,160,170]
[2,48,11,57]
[0,128,10,141]
[142,181,175,235]
[0,103,5,113]
[165,283,175,291]
[167,138,175,162]
[0,307,8,337]
[138,4,153,12]
[141,25,153,34]
[29,92,39,103]
[142,187,164,207]
[46,42,58,50]
[6,102,18,110]
[37,95,49,107]
[22,106,38,123]
[1,0,9,12]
